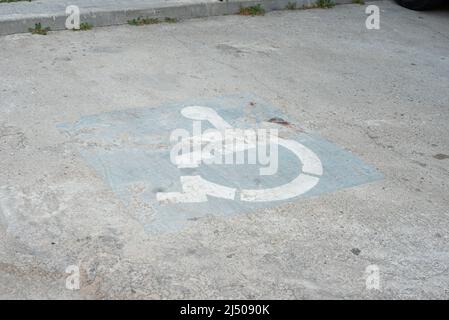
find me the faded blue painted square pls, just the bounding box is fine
[58,95,382,233]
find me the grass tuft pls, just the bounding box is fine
[239,4,265,16]
[29,22,50,35]
[128,17,160,26]
[72,22,92,31]
[128,17,178,25]
[164,17,178,23]
[315,0,335,8]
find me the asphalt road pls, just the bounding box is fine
[0,1,448,299]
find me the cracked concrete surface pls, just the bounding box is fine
[0,1,449,299]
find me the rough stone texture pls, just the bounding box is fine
[0,1,449,299]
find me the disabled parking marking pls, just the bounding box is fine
[58,95,383,234]
[157,106,323,203]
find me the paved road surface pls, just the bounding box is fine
[0,1,448,299]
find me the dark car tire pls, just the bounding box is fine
[396,0,443,10]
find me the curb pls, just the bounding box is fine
[1,0,365,36]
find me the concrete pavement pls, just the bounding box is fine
[1,1,449,299]
[1,0,361,36]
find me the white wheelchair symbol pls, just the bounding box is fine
[157,106,323,203]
